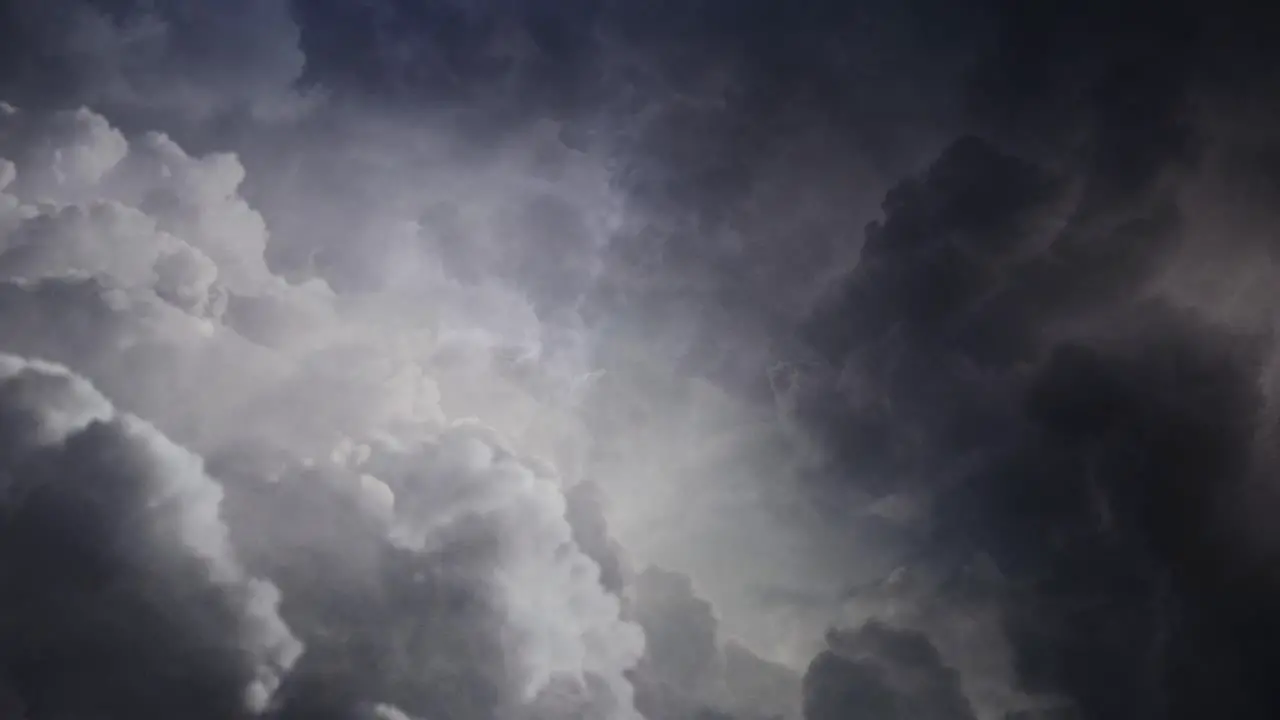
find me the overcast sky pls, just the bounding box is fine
[1,2,1279,720]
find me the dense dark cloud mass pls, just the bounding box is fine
[0,356,299,719]
[0,0,308,130]
[783,3,1280,717]
[1,1,1280,719]
[1004,310,1278,720]
[803,623,975,720]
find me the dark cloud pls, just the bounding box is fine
[779,4,1280,717]
[802,623,976,720]
[3,1,1280,719]
[290,0,599,123]
[0,356,300,719]
[1000,308,1279,720]
[632,567,722,702]
[233,474,511,720]
[567,479,632,596]
[791,187,1278,713]
[0,0,308,130]
[628,566,801,720]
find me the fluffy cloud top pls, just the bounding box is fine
[0,101,648,720]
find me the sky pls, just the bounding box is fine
[0,1,1279,719]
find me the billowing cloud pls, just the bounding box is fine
[0,354,300,718]
[0,101,649,720]
[781,9,1280,715]
[4,2,1280,720]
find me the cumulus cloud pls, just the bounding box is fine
[0,354,300,717]
[626,566,803,720]
[5,3,1280,720]
[218,434,640,720]
[0,101,650,720]
[376,425,645,717]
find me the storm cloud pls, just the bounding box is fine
[1,1,1279,719]
[0,355,300,718]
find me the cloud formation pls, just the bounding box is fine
[2,2,1280,720]
[0,99,652,720]
[0,0,309,123]
[803,623,975,720]
[780,7,1280,713]
[0,354,300,718]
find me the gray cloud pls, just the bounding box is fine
[0,354,300,718]
[3,2,1280,720]
[779,6,1280,714]
[0,0,311,127]
[0,101,649,719]
[803,623,976,720]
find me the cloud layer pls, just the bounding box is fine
[0,97,655,719]
[1,1,1280,720]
